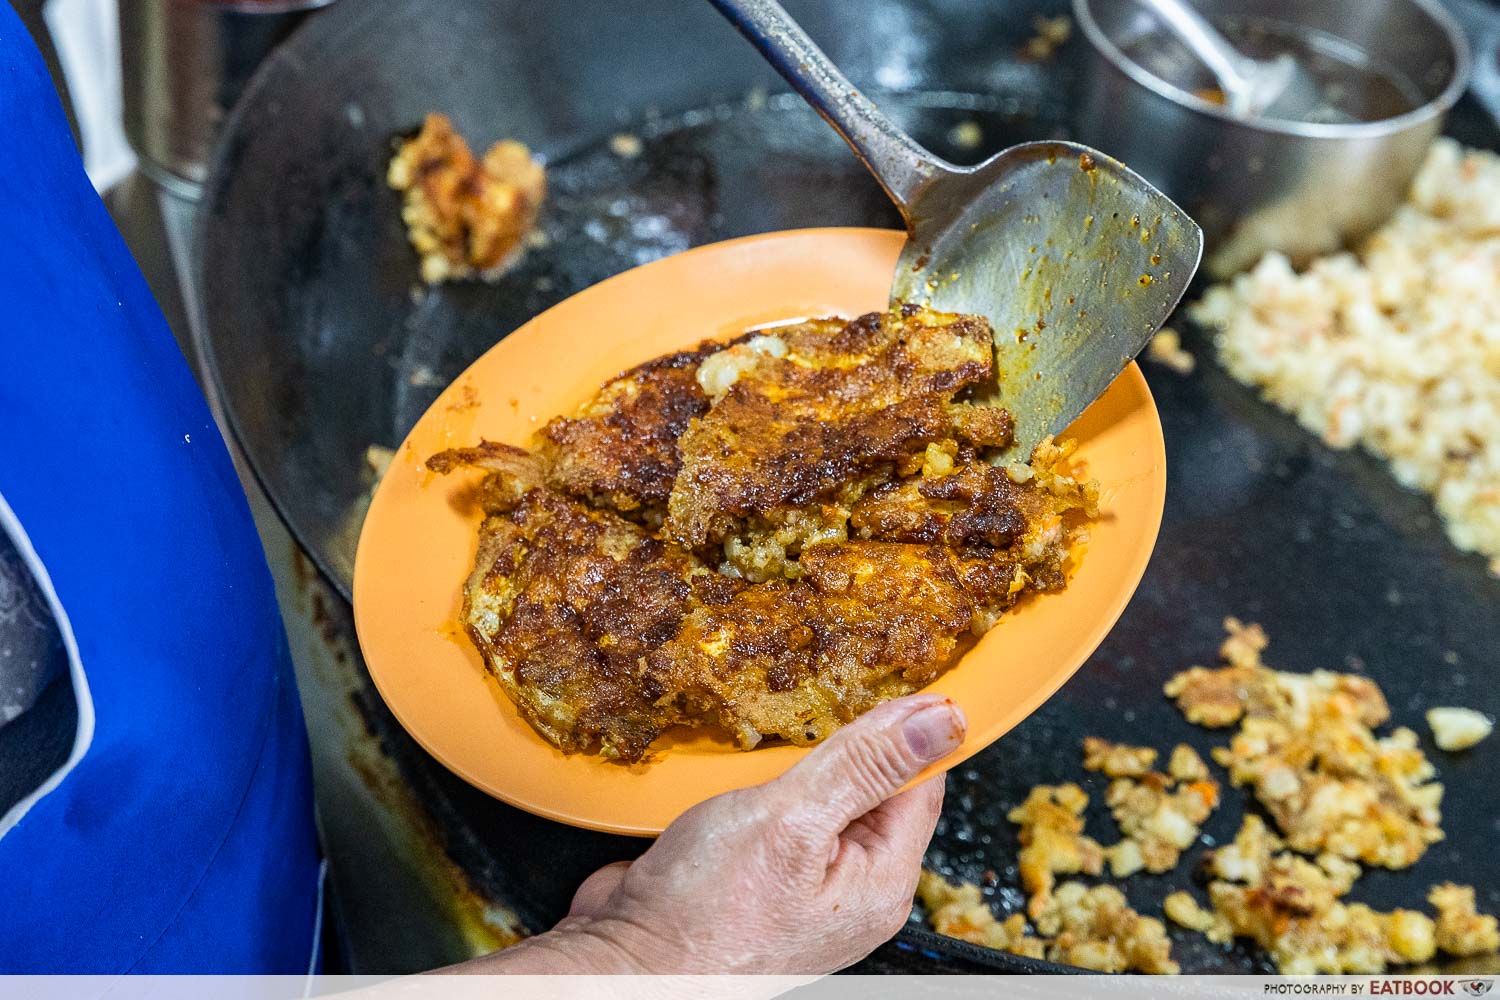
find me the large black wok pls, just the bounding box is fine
[197,0,1500,974]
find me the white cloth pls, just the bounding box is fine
[43,0,133,191]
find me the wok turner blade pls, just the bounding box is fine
[709,0,1203,458]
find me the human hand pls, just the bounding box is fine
[467,692,966,975]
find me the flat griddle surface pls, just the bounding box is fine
[915,336,1500,974]
[197,0,1500,974]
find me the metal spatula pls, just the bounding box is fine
[710,0,1203,460]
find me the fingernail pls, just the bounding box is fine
[903,701,966,762]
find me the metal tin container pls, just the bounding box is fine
[1073,0,1470,276]
[120,0,336,198]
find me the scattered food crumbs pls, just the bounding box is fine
[947,120,984,151]
[388,113,546,285]
[1167,743,1209,782]
[1170,621,1443,869]
[1145,328,1195,374]
[1087,741,1219,873]
[608,132,644,158]
[918,871,1046,960]
[917,873,1174,973]
[1163,891,1218,934]
[446,384,480,412]
[1081,737,1155,778]
[1006,783,1103,917]
[1036,882,1177,974]
[1430,883,1500,956]
[1218,616,1268,668]
[1426,707,1493,752]
[1023,14,1072,61]
[1167,814,1448,974]
[1104,837,1145,878]
[917,618,1499,974]
[407,364,446,388]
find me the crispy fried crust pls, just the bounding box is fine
[537,343,725,521]
[431,450,1069,761]
[429,446,736,761]
[666,307,1001,550]
[851,459,1028,548]
[645,541,976,749]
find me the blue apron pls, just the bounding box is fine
[0,5,321,973]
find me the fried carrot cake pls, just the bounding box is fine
[1006,783,1105,917]
[1193,139,1500,573]
[535,342,730,526]
[425,442,738,760]
[1081,739,1220,876]
[1162,815,1440,975]
[1166,619,1443,869]
[430,306,1095,761]
[667,306,1021,562]
[918,871,1177,974]
[918,620,1499,975]
[645,541,983,748]
[388,113,546,284]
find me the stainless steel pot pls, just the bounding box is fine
[1073,0,1470,276]
[121,0,337,198]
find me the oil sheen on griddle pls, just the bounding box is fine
[1123,18,1424,125]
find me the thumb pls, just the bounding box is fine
[568,860,632,917]
[767,694,966,834]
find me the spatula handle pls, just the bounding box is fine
[707,0,943,218]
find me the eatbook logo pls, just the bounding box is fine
[1461,981,1493,997]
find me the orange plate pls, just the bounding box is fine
[353,228,1166,837]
